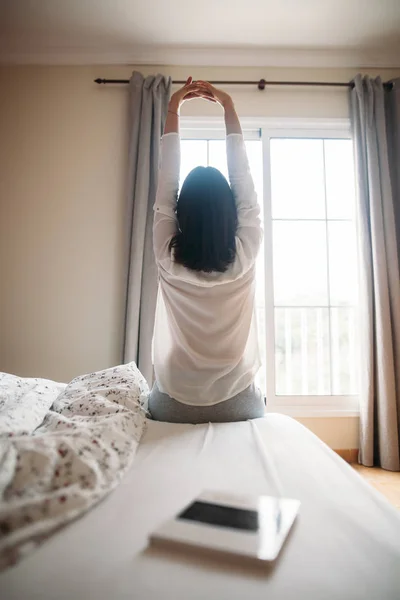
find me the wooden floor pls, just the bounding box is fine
[352,463,400,510]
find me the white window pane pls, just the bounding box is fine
[273,221,329,306]
[245,141,264,216]
[208,140,263,210]
[247,141,266,395]
[254,306,266,395]
[271,139,326,219]
[244,141,265,394]
[208,140,228,179]
[246,140,265,304]
[328,221,358,306]
[179,140,207,187]
[325,140,356,220]
[275,308,330,395]
[330,308,358,395]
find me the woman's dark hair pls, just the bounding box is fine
[170,166,237,273]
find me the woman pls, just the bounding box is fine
[149,78,264,423]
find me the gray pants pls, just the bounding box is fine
[148,381,265,424]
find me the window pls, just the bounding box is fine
[179,119,359,416]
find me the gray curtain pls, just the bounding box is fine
[123,72,171,385]
[386,80,400,263]
[350,75,400,470]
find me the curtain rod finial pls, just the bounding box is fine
[95,78,105,84]
[258,79,266,90]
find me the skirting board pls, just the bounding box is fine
[335,449,359,463]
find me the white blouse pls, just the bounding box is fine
[152,132,262,406]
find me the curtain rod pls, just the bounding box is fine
[94,78,393,90]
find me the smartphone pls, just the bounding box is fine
[150,490,300,564]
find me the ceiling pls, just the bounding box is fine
[0,0,399,67]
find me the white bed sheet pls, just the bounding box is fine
[1,415,400,600]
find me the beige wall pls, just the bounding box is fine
[297,417,360,449]
[0,66,131,383]
[1,64,399,446]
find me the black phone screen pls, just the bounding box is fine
[178,500,259,531]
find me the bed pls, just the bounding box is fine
[1,367,400,600]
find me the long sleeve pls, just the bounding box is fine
[153,133,180,262]
[226,133,263,264]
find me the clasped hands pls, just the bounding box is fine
[170,77,232,110]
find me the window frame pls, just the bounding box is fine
[180,117,360,417]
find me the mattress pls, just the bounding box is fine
[2,415,400,600]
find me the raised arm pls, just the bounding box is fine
[196,82,262,264]
[153,79,216,263]
[225,116,262,265]
[222,98,242,136]
[153,133,181,263]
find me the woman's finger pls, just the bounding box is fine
[183,87,215,97]
[196,80,214,90]
[185,82,209,91]
[183,92,201,99]
[193,85,215,96]
[182,91,217,102]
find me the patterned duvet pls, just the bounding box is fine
[0,363,149,570]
